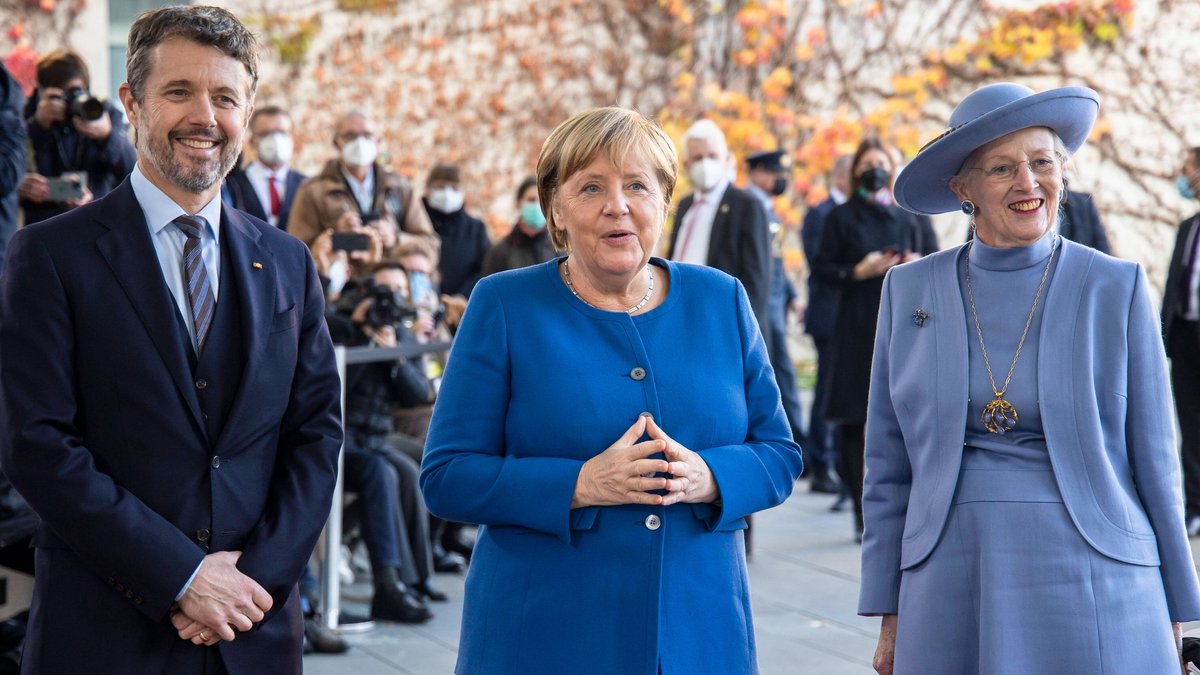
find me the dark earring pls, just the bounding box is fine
[960,199,975,215]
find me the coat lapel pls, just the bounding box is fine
[212,205,277,452]
[1037,240,1089,489]
[93,181,206,436]
[706,188,734,268]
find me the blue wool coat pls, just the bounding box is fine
[858,240,1200,621]
[421,258,803,675]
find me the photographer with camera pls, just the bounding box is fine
[290,110,438,266]
[328,261,450,605]
[18,50,135,224]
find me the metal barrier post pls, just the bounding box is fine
[321,345,347,630]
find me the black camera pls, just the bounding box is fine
[63,87,105,122]
[363,281,417,329]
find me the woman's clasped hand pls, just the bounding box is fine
[571,415,718,508]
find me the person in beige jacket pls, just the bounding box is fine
[289,110,438,264]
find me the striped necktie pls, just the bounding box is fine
[173,215,216,353]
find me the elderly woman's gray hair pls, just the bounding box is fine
[536,107,678,250]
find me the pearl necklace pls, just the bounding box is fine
[562,259,655,313]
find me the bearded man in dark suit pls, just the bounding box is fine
[0,6,342,674]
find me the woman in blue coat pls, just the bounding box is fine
[860,82,1200,674]
[420,107,803,675]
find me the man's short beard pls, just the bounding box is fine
[139,122,238,194]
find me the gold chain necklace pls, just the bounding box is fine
[562,258,655,313]
[964,235,1058,434]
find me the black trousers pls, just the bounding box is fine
[1171,320,1200,518]
[836,422,865,534]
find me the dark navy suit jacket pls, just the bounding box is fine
[0,179,342,673]
[222,166,307,231]
[801,197,838,340]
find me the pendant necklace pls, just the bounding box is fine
[563,258,655,314]
[964,235,1058,434]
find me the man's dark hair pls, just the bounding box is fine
[250,105,290,130]
[515,176,537,204]
[125,5,259,102]
[36,50,89,90]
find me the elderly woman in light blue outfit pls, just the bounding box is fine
[859,82,1200,675]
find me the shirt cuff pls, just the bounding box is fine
[175,561,203,602]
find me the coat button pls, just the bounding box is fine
[125,590,134,599]
[115,582,125,592]
[195,379,207,390]
[640,412,653,420]
[630,367,646,381]
[135,596,144,605]
[196,529,210,542]
[211,456,221,469]
[644,514,661,531]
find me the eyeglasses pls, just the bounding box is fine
[965,157,1061,183]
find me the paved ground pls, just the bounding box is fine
[304,486,885,675]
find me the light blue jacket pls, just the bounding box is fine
[858,240,1200,620]
[420,258,802,675]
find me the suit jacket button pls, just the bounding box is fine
[195,379,207,390]
[196,529,210,542]
[106,577,115,586]
[644,514,661,530]
[211,456,220,469]
[630,367,646,381]
[115,582,125,592]
[125,590,134,599]
[134,596,144,605]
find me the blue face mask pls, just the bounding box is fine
[1178,175,1197,201]
[409,272,433,305]
[520,203,547,229]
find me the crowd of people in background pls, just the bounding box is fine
[3,36,1200,671]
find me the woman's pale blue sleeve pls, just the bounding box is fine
[696,279,804,530]
[419,279,584,543]
[858,270,912,616]
[1124,265,1200,621]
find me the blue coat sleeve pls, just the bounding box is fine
[858,270,912,616]
[1124,265,1200,621]
[695,279,804,530]
[420,279,585,543]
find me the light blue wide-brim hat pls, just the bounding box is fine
[893,82,1100,215]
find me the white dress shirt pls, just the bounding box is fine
[342,167,374,214]
[131,164,222,354]
[1184,217,1200,321]
[244,161,290,228]
[673,179,730,265]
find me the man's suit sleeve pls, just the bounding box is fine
[0,229,205,621]
[739,195,772,333]
[235,243,342,616]
[0,68,24,197]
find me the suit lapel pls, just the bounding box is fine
[666,194,693,259]
[94,181,207,436]
[212,205,276,451]
[706,189,734,268]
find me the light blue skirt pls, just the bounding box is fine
[894,452,1177,675]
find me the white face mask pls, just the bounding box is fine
[256,132,293,166]
[689,158,726,192]
[341,137,377,167]
[426,186,464,214]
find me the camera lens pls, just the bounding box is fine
[65,88,105,122]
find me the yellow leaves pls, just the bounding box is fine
[736,49,758,67]
[761,67,792,102]
[1093,21,1119,41]
[794,42,815,61]
[807,26,826,46]
[1089,116,1113,141]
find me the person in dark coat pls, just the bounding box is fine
[422,163,490,297]
[800,154,852,497]
[221,106,307,231]
[18,50,136,225]
[0,63,25,274]
[667,119,773,334]
[812,138,938,540]
[1165,146,1200,536]
[1055,158,1112,254]
[482,176,557,276]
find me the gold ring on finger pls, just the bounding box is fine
[198,631,207,641]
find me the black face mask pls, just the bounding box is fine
[859,167,890,193]
[770,176,788,196]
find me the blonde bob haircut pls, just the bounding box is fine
[536,107,678,250]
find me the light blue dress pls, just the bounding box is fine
[420,258,803,675]
[891,234,1178,674]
